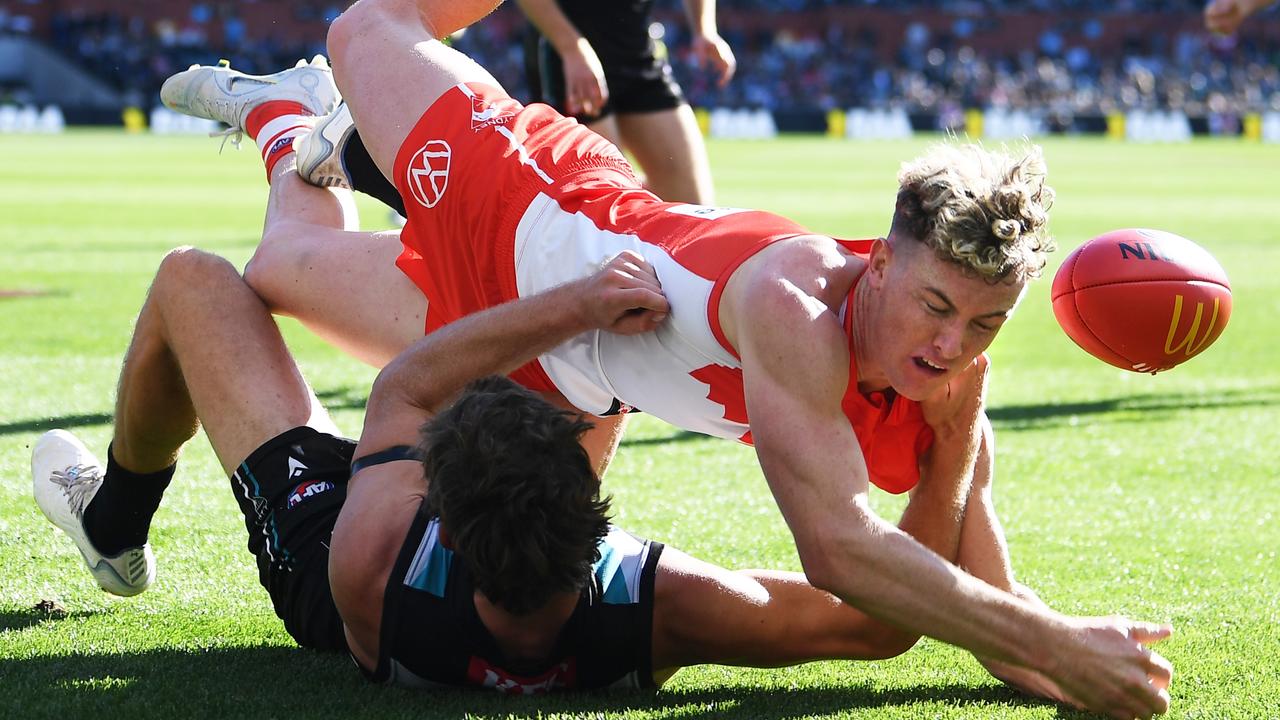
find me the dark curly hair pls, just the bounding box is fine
[418,376,611,616]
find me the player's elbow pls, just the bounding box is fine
[792,504,880,598]
[793,532,849,598]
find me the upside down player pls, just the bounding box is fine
[158,0,1176,714]
[37,245,968,691]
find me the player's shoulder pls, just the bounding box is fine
[738,234,867,297]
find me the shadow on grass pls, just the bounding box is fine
[0,388,368,438]
[0,605,102,632]
[0,412,112,437]
[3,644,1074,720]
[989,386,1280,432]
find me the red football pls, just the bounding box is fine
[1051,229,1231,374]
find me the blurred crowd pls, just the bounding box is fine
[1,0,1277,122]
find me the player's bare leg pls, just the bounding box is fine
[584,113,624,148]
[616,105,714,205]
[245,156,425,368]
[32,248,339,596]
[325,0,505,177]
[114,248,340,474]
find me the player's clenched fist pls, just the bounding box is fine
[576,250,671,335]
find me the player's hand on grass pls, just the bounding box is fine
[562,38,609,117]
[691,31,736,87]
[578,250,670,335]
[978,583,1076,706]
[1050,616,1174,720]
[980,656,1076,707]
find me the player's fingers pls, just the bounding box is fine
[1145,649,1174,690]
[616,286,670,314]
[719,51,737,86]
[1119,664,1170,720]
[1155,687,1172,715]
[1129,622,1173,644]
[618,261,662,289]
[608,252,662,286]
[612,309,668,334]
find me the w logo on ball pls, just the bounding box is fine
[406,140,452,208]
[1163,294,1222,357]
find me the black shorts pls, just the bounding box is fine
[229,426,352,652]
[524,30,686,121]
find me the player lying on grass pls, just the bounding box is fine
[35,245,997,691]
[158,1,1174,714]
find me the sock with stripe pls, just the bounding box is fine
[82,444,175,556]
[245,101,314,182]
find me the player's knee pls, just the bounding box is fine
[327,0,416,79]
[156,246,238,297]
[325,4,363,76]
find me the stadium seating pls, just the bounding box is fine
[2,0,1278,136]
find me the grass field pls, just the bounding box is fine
[1,130,1278,719]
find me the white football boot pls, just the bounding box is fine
[32,430,155,597]
[160,55,340,139]
[295,100,355,189]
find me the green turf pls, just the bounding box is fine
[1,130,1278,719]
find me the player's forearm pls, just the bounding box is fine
[681,0,718,36]
[515,0,586,55]
[898,418,982,562]
[955,422,1016,589]
[803,502,1063,674]
[358,280,595,454]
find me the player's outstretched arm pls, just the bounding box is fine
[730,274,1172,718]
[515,0,609,116]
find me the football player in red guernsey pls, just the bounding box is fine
[158,1,1174,716]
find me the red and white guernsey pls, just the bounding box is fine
[393,83,933,493]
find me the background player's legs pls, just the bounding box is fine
[585,114,624,149]
[650,547,918,676]
[326,0,504,177]
[245,157,424,368]
[616,106,715,205]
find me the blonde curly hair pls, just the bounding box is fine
[891,143,1056,283]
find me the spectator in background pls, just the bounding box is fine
[516,0,734,204]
